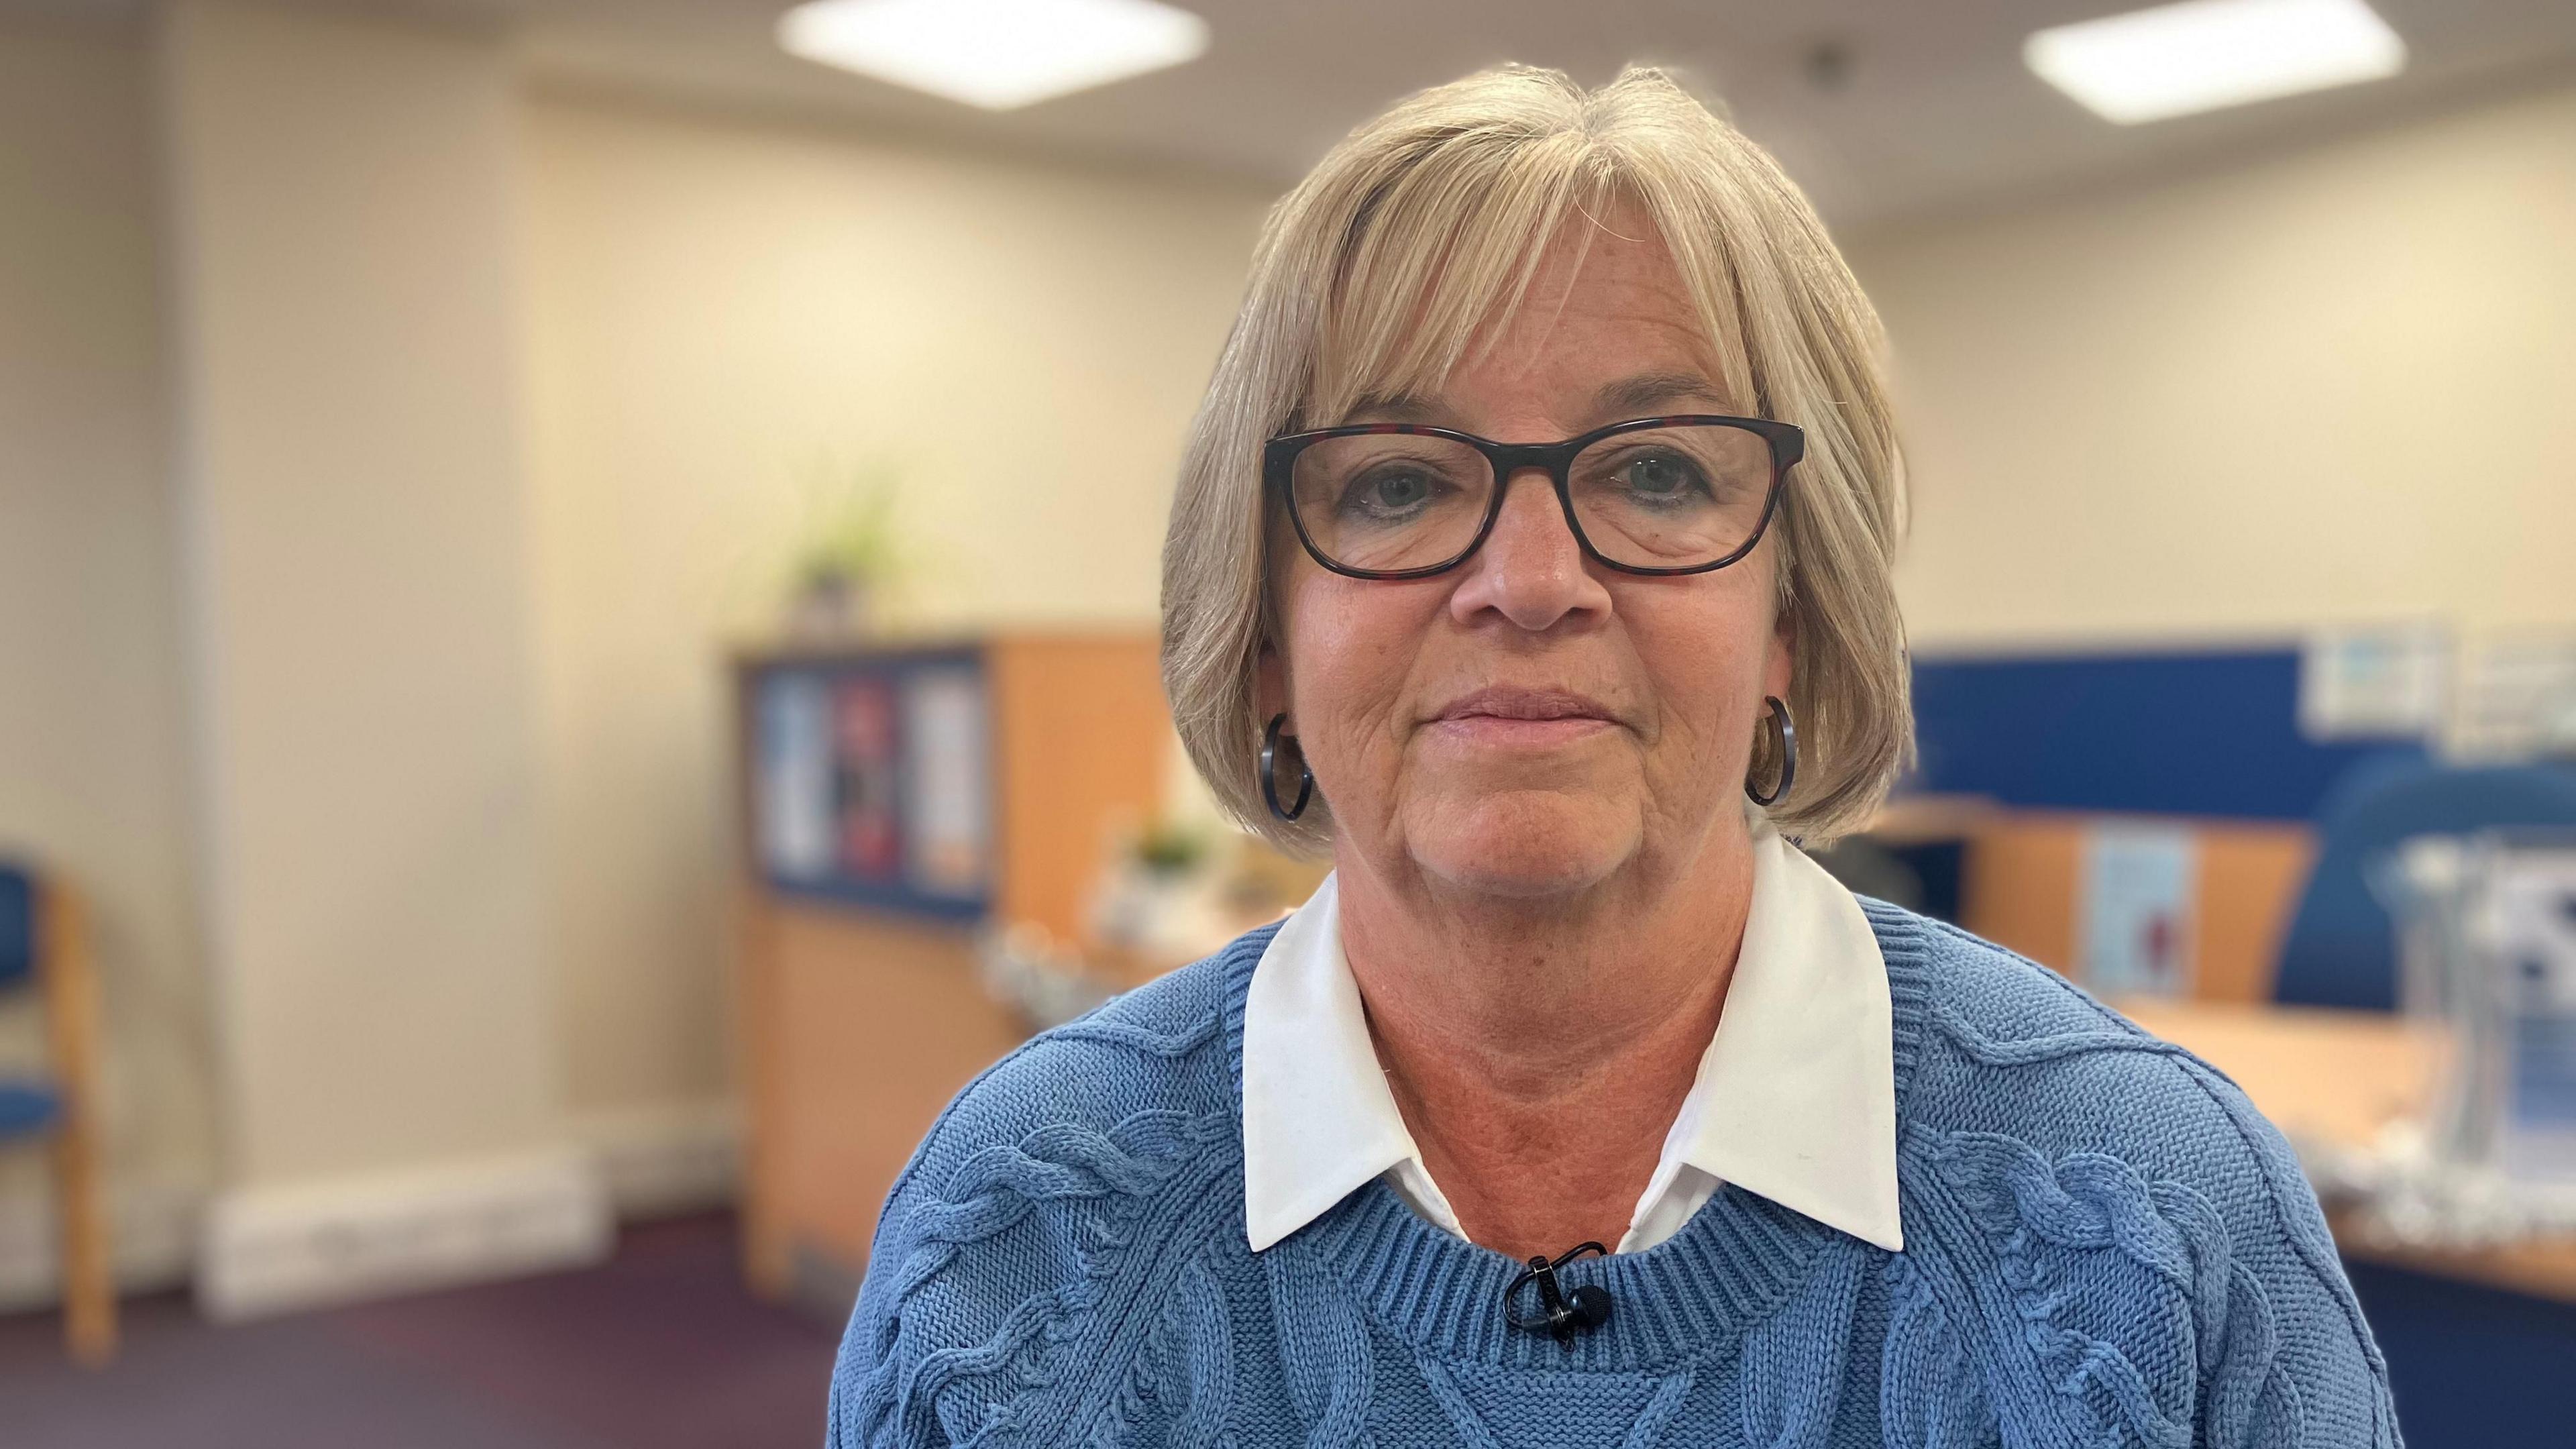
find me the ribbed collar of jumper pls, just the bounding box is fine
[1240,807,1906,1258]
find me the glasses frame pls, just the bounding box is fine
[1263,413,1805,581]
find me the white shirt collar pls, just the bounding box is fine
[1240,808,1902,1255]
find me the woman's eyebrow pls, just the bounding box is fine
[1343,389,1444,423]
[1591,370,1730,417]
[1338,372,1730,428]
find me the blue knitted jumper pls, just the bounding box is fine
[826,902,2403,1448]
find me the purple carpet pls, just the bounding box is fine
[0,1214,841,1449]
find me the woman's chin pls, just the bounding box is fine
[1402,792,1639,899]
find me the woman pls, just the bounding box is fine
[830,65,2398,1448]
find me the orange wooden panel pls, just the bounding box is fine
[1960,815,2084,972]
[2190,823,2316,1004]
[1962,812,2314,1002]
[988,633,1171,943]
[759,904,1026,1274]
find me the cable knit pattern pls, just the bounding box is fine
[1878,1256,1997,1449]
[826,904,2404,1448]
[1937,1133,2286,1449]
[1114,1257,1236,1449]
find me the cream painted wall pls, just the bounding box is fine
[160,1,564,1189]
[16,0,2563,1298]
[521,99,1269,1120]
[0,21,210,1289]
[1848,80,2576,651]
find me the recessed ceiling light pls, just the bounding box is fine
[777,0,1210,111]
[2025,0,2406,125]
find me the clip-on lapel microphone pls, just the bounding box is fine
[1503,1240,1614,1345]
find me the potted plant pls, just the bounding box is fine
[784,461,908,641]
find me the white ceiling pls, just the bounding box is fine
[21,0,2576,227]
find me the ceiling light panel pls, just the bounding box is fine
[778,0,1210,111]
[2025,0,2406,125]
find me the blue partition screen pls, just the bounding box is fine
[1909,647,2424,821]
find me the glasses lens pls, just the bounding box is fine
[1567,425,1776,570]
[1288,432,1494,574]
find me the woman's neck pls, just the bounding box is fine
[1332,828,1756,1261]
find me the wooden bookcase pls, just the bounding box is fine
[730,631,1169,1307]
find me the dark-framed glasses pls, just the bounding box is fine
[1264,414,1803,580]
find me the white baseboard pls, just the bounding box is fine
[2,1104,735,1318]
[575,1098,741,1220]
[0,1178,200,1313]
[196,1146,612,1322]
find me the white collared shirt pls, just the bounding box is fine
[1240,807,1904,1255]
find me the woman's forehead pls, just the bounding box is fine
[1340,371,1735,438]
[1316,216,1737,429]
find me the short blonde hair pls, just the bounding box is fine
[1161,63,1910,852]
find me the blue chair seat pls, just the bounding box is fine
[2275,759,2576,1010]
[0,1080,60,1138]
[0,871,62,1138]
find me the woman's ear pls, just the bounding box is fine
[1764,606,1795,702]
[1254,642,1288,722]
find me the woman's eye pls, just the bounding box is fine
[1347,468,1438,516]
[1622,452,1704,499]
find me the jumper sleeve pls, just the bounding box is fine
[823,1102,951,1449]
[1907,916,2408,1449]
[2177,1055,2404,1449]
[818,1030,1064,1449]
[815,960,1246,1449]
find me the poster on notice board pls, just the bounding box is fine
[751,651,992,920]
[2080,822,2196,998]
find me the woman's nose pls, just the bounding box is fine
[1448,470,1613,632]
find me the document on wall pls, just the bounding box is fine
[2080,822,2197,998]
[2455,633,2576,760]
[2298,623,2446,741]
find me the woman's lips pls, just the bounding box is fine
[1427,714,1616,748]
[1425,686,1621,748]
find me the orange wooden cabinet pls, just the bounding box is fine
[731,631,1171,1307]
[1958,811,2316,1004]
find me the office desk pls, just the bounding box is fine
[2118,999,2576,1303]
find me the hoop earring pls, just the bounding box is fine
[1746,696,1797,807]
[1260,713,1313,822]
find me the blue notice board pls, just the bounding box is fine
[1909,646,2426,821]
[746,647,994,922]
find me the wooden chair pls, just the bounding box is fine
[0,862,115,1363]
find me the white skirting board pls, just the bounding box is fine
[1,1101,739,1318]
[0,1177,199,1313]
[576,1098,743,1222]
[196,1147,612,1322]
